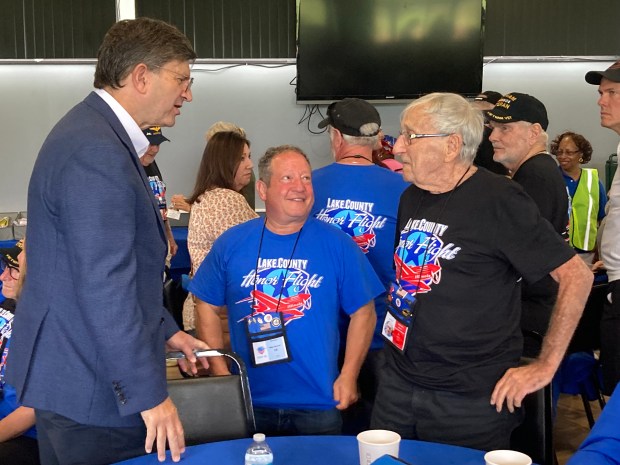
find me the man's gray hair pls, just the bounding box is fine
[330,128,378,148]
[258,145,311,185]
[403,93,483,163]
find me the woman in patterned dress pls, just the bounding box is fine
[182,131,258,343]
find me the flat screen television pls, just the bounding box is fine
[296,0,484,103]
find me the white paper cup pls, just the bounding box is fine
[357,429,401,465]
[484,450,532,465]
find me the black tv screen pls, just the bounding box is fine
[296,0,484,103]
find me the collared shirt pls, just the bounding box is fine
[94,88,149,158]
[601,141,620,281]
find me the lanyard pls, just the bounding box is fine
[252,218,303,316]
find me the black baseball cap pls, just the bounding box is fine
[0,239,24,269]
[486,92,549,130]
[474,90,503,106]
[585,60,620,85]
[318,98,381,137]
[143,126,170,145]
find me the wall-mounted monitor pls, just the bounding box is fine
[296,0,484,103]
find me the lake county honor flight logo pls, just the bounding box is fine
[394,218,461,294]
[315,198,387,253]
[237,258,324,325]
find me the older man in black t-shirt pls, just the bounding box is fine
[487,93,570,356]
[371,92,592,451]
[142,126,178,257]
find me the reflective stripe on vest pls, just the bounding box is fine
[569,168,599,251]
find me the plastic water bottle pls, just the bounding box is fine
[244,433,274,465]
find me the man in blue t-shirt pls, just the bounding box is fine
[190,145,383,436]
[311,98,409,432]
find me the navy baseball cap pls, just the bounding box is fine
[143,126,170,145]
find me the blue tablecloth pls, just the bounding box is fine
[115,435,487,465]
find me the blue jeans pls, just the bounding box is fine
[253,407,342,436]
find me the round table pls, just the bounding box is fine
[115,435,487,464]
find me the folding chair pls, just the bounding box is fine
[166,349,255,445]
[512,332,556,465]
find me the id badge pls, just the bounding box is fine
[246,312,292,367]
[382,282,417,353]
[166,208,181,220]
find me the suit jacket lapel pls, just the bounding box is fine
[84,92,166,240]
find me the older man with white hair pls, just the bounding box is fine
[371,92,592,451]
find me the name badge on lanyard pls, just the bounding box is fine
[382,282,418,353]
[246,311,292,367]
[247,220,302,368]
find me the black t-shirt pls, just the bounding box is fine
[513,153,570,342]
[388,168,574,395]
[512,153,569,236]
[143,161,167,219]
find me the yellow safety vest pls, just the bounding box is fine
[569,168,600,251]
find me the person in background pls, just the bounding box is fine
[487,92,571,357]
[585,60,620,395]
[181,131,257,337]
[6,18,209,465]
[311,98,409,433]
[471,90,509,175]
[171,121,256,211]
[142,126,178,257]
[0,240,39,465]
[550,131,607,265]
[371,92,592,451]
[372,131,403,172]
[190,145,383,436]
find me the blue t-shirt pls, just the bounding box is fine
[311,163,409,349]
[567,384,620,465]
[189,217,383,409]
[0,303,36,439]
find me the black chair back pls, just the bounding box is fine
[510,380,554,465]
[167,349,255,445]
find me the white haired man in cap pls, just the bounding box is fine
[142,126,178,257]
[310,98,409,433]
[471,90,509,175]
[487,92,572,357]
[585,61,620,395]
[371,92,592,451]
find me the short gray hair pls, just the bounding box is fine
[258,145,310,185]
[330,128,378,148]
[403,93,483,163]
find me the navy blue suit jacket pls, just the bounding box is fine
[7,92,179,427]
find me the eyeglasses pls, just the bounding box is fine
[0,260,19,280]
[555,150,581,156]
[399,130,453,145]
[151,65,194,92]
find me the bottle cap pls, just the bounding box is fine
[253,433,266,442]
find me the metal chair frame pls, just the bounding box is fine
[166,349,256,444]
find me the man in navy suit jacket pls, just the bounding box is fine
[6,18,208,465]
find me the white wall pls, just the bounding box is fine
[1,60,618,212]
